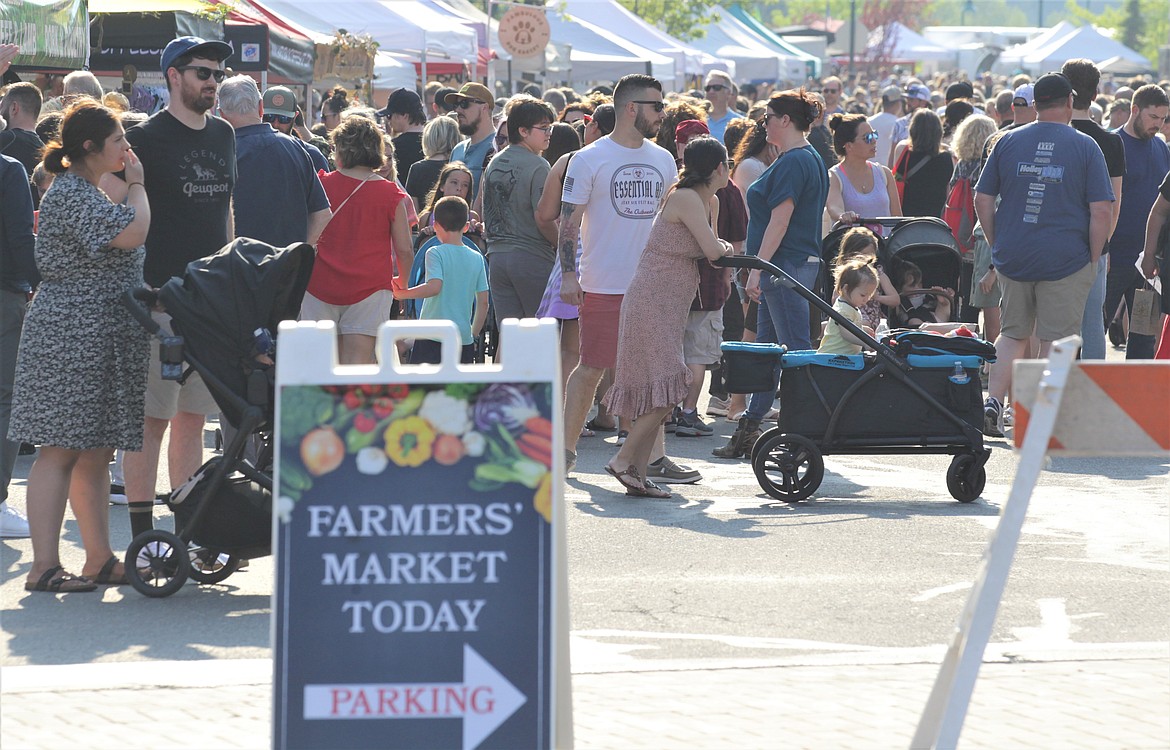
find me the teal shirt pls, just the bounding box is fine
[744,145,828,264]
[419,242,489,345]
[450,133,495,203]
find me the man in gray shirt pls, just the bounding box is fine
[482,96,559,325]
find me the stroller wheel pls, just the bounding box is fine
[752,433,824,503]
[750,427,782,464]
[188,546,239,585]
[947,454,986,503]
[125,529,191,598]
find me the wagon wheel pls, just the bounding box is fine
[947,453,986,503]
[750,426,783,464]
[188,546,240,585]
[752,433,824,503]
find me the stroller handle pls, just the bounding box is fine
[122,288,163,336]
[714,256,909,372]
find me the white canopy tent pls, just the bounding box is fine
[260,0,479,78]
[993,20,1076,74]
[544,5,676,86]
[688,6,805,83]
[866,22,951,66]
[560,0,732,81]
[1020,24,1150,74]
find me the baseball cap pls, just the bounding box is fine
[376,87,423,118]
[906,84,931,102]
[262,86,297,118]
[1032,73,1073,105]
[444,82,495,108]
[432,86,457,112]
[1012,83,1035,107]
[160,36,232,74]
[675,119,710,143]
[945,81,974,101]
[881,85,904,102]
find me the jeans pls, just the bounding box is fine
[746,256,821,421]
[1079,255,1108,359]
[0,289,27,502]
[1103,258,1140,326]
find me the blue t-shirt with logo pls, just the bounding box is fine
[744,145,828,264]
[975,121,1114,281]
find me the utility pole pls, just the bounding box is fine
[848,0,856,76]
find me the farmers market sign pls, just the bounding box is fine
[272,320,565,750]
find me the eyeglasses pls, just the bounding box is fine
[456,99,485,110]
[725,159,734,169]
[531,124,553,133]
[705,84,728,92]
[176,65,225,83]
[631,100,665,113]
[861,132,879,144]
[823,88,840,95]
[263,114,293,125]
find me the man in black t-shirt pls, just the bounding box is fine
[1062,58,1126,360]
[115,36,236,537]
[377,88,426,183]
[0,82,44,178]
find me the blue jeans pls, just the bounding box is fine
[746,256,821,421]
[1,289,26,502]
[1079,255,1107,359]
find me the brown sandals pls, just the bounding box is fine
[605,464,672,499]
[24,566,97,593]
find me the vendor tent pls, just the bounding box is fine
[688,6,806,84]
[993,20,1076,74]
[1020,24,1150,74]
[561,0,728,82]
[866,22,951,66]
[724,4,821,78]
[259,0,478,76]
[545,5,676,86]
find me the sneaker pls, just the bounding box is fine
[1002,405,1014,428]
[615,430,629,445]
[983,397,1004,438]
[705,396,730,417]
[0,504,30,538]
[727,410,745,423]
[674,410,714,437]
[664,407,679,433]
[109,483,128,505]
[645,456,702,484]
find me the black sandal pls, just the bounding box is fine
[629,478,671,499]
[89,556,129,585]
[25,566,97,593]
[585,418,617,433]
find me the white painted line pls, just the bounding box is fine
[911,582,973,602]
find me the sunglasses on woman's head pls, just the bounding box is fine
[176,65,225,83]
[861,132,879,144]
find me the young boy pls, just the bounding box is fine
[396,195,489,364]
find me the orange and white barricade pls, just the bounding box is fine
[913,337,1170,749]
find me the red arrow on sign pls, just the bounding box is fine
[302,644,527,750]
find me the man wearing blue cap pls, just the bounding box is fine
[115,36,236,537]
[888,83,932,167]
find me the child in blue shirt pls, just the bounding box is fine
[396,196,489,364]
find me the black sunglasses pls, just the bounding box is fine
[263,114,293,125]
[631,100,665,112]
[176,65,225,83]
[456,99,485,110]
[705,84,728,92]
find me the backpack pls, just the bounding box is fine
[943,162,978,256]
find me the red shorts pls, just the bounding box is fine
[578,292,623,369]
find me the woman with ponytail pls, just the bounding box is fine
[600,136,733,498]
[714,89,830,459]
[10,100,151,592]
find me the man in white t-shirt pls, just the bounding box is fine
[557,73,695,483]
[868,85,903,168]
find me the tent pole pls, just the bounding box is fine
[422,31,428,90]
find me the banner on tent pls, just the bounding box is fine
[2,0,88,70]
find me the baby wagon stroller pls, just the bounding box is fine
[121,238,315,597]
[717,252,994,504]
[882,217,966,327]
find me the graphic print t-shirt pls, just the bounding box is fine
[126,111,236,286]
[561,136,678,295]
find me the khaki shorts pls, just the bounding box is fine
[145,312,219,420]
[300,289,394,337]
[999,261,1096,342]
[683,309,724,365]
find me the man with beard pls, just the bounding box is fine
[557,74,698,485]
[445,82,498,205]
[1107,84,1170,358]
[114,36,235,537]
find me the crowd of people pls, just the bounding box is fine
[2,36,1170,583]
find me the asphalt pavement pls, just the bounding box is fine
[2,352,1168,748]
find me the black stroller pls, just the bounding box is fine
[718,253,993,504]
[121,238,315,597]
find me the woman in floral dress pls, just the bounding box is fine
[10,101,151,592]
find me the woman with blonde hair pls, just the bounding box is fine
[950,113,999,340]
[405,115,461,210]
